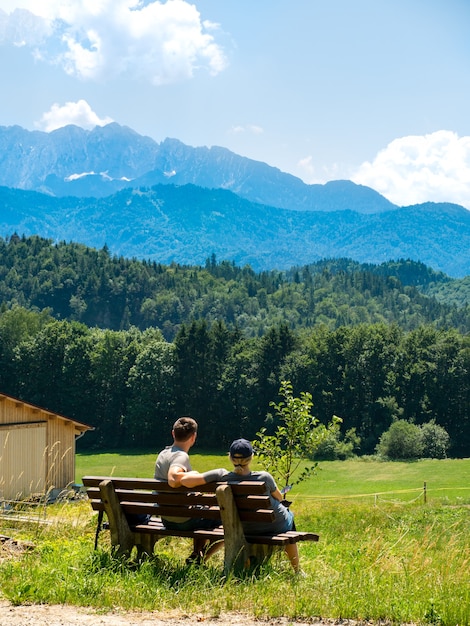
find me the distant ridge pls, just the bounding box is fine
[0,184,469,277]
[0,123,396,213]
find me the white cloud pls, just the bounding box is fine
[35,100,114,131]
[297,155,315,180]
[229,124,264,135]
[297,156,345,185]
[0,0,227,84]
[352,131,470,209]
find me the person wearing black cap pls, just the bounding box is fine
[180,438,302,573]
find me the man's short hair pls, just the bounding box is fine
[173,417,198,442]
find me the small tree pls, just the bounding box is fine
[420,420,450,459]
[253,380,340,493]
[375,420,424,460]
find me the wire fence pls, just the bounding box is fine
[297,483,470,505]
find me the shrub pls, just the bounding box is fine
[313,427,360,461]
[376,419,451,460]
[420,419,450,459]
[375,420,424,460]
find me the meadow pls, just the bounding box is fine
[0,453,469,625]
[75,450,470,503]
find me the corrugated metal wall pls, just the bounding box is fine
[45,417,75,492]
[0,396,77,500]
[0,424,46,500]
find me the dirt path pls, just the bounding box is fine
[0,602,346,626]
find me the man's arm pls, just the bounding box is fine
[167,464,186,487]
[179,470,206,488]
[180,468,227,488]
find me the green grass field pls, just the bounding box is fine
[76,450,470,504]
[0,452,468,625]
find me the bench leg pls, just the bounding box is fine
[134,533,160,557]
[94,510,104,550]
[216,484,249,575]
[99,479,134,556]
[246,543,277,568]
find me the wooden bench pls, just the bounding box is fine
[82,476,319,574]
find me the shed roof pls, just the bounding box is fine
[0,392,94,433]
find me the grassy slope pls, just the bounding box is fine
[76,452,470,504]
[0,452,468,624]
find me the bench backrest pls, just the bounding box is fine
[82,476,276,524]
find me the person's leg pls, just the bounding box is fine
[163,519,207,563]
[282,510,302,573]
[202,538,224,560]
[284,543,300,572]
[186,538,206,563]
[187,518,224,563]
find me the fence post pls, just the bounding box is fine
[423,482,427,503]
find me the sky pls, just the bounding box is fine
[0,0,469,209]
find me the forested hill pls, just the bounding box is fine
[1,184,470,277]
[1,235,469,338]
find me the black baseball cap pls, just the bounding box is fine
[229,438,253,458]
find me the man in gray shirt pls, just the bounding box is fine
[154,416,197,489]
[154,416,222,562]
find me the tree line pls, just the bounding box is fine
[1,235,469,339]
[1,307,469,457]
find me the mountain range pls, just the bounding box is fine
[0,123,469,277]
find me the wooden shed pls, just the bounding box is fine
[0,393,93,501]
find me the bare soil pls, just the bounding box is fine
[0,602,350,626]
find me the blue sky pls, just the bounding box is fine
[0,0,469,209]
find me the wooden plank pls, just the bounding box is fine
[216,483,248,575]
[87,487,269,511]
[245,534,290,546]
[88,499,105,511]
[98,479,134,556]
[84,476,170,490]
[227,481,266,495]
[237,509,275,523]
[86,499,274,524]
[134,492,218,506]
[85,487,218,506]
[120,502,222,520]
[83,476,266,494]
[236,494,271,508]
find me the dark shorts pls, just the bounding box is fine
[162,517,220,531]
[126,513,151,525]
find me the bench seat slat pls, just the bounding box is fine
[247,531,320,544]
[127,523,314,546]
[89,500,275,523]
[83,476,267,495]
[120,502,222,520]
[87,487,270,510]
[127,520,314,546]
